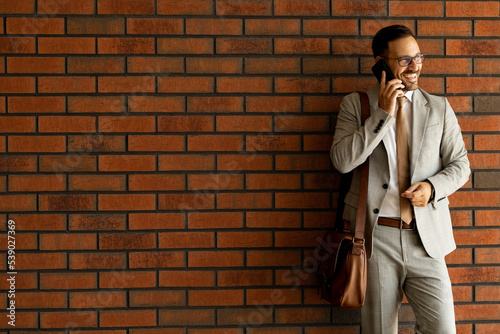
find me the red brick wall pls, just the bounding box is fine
[0,0,499,333]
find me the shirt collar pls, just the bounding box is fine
[405,90,414,102]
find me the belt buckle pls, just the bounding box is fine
[400,219,407,229]
[401,218,415,230]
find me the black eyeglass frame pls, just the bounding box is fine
[382,53,426,67]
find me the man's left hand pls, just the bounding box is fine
[402,181,433,207]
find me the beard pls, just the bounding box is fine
[399,69,420,91]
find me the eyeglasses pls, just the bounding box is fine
[383,54,426,67]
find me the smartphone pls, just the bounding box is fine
[371,59,396,84]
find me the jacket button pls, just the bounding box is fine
[374,129,379,133]
[373,209,379,214]
[383,184,388,189]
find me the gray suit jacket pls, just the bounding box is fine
[330,85,470,259]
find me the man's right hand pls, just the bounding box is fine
[378,71,405,115]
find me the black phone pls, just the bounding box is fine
[371,59,396,83]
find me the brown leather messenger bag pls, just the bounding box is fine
[316,91,369,308]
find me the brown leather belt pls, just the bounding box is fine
[378,217,416,230]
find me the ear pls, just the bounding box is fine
[374,56,383,64]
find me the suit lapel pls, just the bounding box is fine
[410,89,430,178]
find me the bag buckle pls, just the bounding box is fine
[353,238,365,245]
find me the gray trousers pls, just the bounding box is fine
[361,224,456,334]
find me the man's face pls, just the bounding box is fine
[384,36,422,92]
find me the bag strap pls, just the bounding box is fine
[354,91,370,245]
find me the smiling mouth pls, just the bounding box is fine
[402,72,418,83]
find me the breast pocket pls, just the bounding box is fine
[420,122,442,159]
[424,122,442,138]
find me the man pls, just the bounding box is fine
[330,25,470,333]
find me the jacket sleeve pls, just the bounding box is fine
[330,92,394,174]
[426,97,470,205]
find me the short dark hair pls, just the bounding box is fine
[372,25,415,58]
